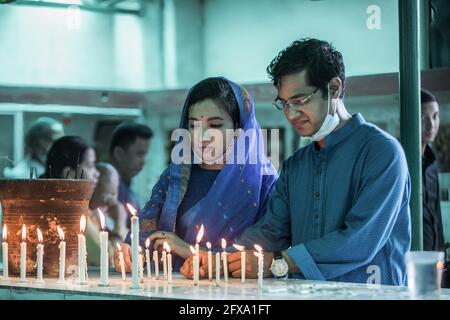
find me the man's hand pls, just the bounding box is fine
[228,250,274,278]
[148,231,192,259]
[114,242,132,273]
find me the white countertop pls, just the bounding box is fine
[1,271,450,300]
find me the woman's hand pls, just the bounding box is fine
[114,242,132,273]
[148,231,192,259]
[180,249,222,279]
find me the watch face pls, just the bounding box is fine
[271,259,289,277]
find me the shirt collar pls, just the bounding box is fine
[322,113,366,149]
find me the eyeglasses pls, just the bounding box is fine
[272,87,319,111]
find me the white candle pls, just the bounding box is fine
[206,242,212,281]
[57,226,66,283]
[97,209,109,286]
[116,243,126,281]
[2,225,9,281]
[78,216,87,284]
[153,250,159,279]
[138,246,144,283]
[221,238,228,282]
[254,244,263,289]
[145,238,151,279]
[233,244,245,284]
[190,246,199,286]
[164,242,172,283]
[35,228,44,284]
[19,224,27,282]
[162,248,167,280]
[127,203,140,289]
[215,251,220,286]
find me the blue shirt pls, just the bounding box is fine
[238,114,411,285]
[118,176,141,228]
[176,165,220,239]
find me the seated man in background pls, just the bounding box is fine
[109,122,153,225]
[3,117,64,178]
[421,88,445,252]
[87,162,128,266]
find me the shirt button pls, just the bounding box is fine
[315,192,320,198]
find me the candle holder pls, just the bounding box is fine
[0,179,95,278]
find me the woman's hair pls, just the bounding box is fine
[184,77,241,129]
[43,136,90,178]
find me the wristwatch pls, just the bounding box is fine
[270,251,289,278]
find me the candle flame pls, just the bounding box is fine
[206,242,211,250]
[126,203,137,216]
[163,241,171,253]
[145,238,150,249]
[254,244,263,253]
[2,224,6,241]
[221,238,226,250]
[97,208,106,230]
[57,226,65,241]
[233,244,244,251]
[196,224,204,244]
[80,215,86,234]
[189,245,196,255]
[116,242,122,252]
[22,224,26,241]
[37,228,43,243]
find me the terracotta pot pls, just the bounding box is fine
[0,179,95,278]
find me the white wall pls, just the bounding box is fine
[203,0,399,83]
[0,2,163,90]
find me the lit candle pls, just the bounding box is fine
[254,244,263,289]
[127,203,140,289]
[164,242,172,284]
[97,209,109,286]
[19,224,27,283]
[190,245,199,286]
[153,250,159,280]
[116,243,126,281]
[145,238,152,279]
[2,225,9,281]
[162,242,167,280]
[57,226,66,283]
[35,228,44,284]
[233,244,246,284]
[195,224,204,255]
[78,215,87,285]
[206,242,212,281]
[215,251,220,286]
[221,238,228,282]
[138,246,144,283]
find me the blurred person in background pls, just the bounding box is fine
[3,117,64,179]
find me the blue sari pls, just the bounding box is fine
[126,77,278,270]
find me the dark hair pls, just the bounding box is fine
[266,38,346,98]
[421,88,437,104]
[44,136,90,178]
[109,122,153,156]
[183,77,241,129]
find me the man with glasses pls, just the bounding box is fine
[224,38,412,285]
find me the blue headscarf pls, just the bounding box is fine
[133,77,278,268]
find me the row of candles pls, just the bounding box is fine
[1,203,264,288]
[127,204,264,289]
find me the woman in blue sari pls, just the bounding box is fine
[114,77,278,272]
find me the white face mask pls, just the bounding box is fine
[310,83,340,141]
